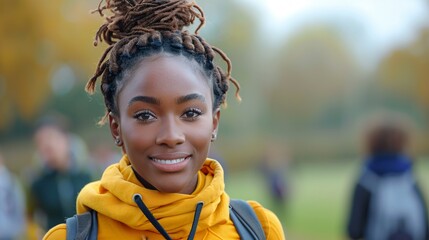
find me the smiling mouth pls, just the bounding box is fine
[149,155,191,172]
[152,158,187,165]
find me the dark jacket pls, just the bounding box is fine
[31,164,91,230]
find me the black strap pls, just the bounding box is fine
[65,201,264,240]
[66,210,98,240]
[230,199,266,240]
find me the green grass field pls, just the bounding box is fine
[226,159,429,240]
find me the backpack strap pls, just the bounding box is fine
[65,202,265,240]
[66,210,98,240]
[230,199,266,240]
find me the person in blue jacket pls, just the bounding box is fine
[347,119,429,240]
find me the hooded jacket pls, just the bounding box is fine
[43,155,285,239]
[347,154,429,239]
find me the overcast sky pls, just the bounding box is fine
[238,0,429,69]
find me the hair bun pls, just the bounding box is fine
[93,0,205,46]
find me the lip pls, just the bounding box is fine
[149,153,191,172]
[150,152,190,160]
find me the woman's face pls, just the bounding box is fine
[110,55,219,194]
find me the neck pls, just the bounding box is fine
[132,167,157,190]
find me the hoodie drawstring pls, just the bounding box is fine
[133,194,204,240]
[134,194,172,240]
[187,201,203,240]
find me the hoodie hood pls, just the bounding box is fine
[76,155,230,239]
[366,153,412,176]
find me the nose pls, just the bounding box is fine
[155,116,185,147]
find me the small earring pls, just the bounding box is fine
[211,133,217,142]
[115,138,122,146]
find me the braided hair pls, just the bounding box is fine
[86,0,240,124]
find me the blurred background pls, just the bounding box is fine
[1,0,428,239]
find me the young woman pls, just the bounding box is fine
[43,0,285,239]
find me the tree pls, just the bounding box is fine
[265,24,360,130]
[376,27,429,121]
[0,0,104,131]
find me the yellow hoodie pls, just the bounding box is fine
[43,156,285,239]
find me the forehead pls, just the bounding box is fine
[119,55,212,101]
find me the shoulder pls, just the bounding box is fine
[73,170,93,182]
[247,200,285,240]
[43,223,67,240]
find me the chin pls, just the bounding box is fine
[155,178,195,194]
[157,185,186,194]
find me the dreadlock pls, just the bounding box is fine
[86,0,240,124]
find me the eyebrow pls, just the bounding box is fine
[176,93,206,104]
[128,96,160,106]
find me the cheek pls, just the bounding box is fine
[186,120,213,150]
[121,122,153,150]
[190,131,211,148]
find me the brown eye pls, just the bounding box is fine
[181,108,202,120]
[134,110,157,122]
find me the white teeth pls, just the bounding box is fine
[152,158,186,164]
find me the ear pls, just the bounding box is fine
[212,108,221,136]
[108,112,121,144]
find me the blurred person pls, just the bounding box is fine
[43,0,285,239]
[0,153,26,240]
[346,119,429,240]
[260,142,290,224]
[29,115,92,232]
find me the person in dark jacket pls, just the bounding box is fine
[347,119,429,240]
[29,116,92,232]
